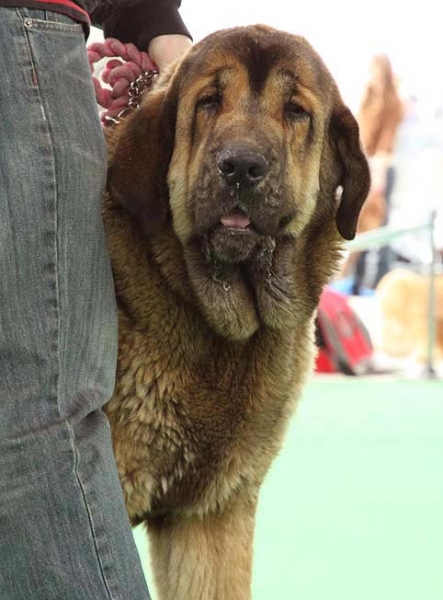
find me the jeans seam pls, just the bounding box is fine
[17,9,39,87]
[68,423,115,600]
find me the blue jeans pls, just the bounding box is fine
[0,9,150,599]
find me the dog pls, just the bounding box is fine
[376,268,443,363]
[102,25,370,600]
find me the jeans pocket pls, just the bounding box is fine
[20,9,85,88]
[19,8,83,34]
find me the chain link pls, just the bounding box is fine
[103,69,159,126]
[128,70,159,109]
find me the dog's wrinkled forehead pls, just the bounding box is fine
[181,25,332,98]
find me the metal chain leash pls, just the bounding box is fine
[127,70,159,109]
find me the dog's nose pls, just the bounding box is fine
[217,150,269,188]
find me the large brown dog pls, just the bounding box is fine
[103,25,370,600]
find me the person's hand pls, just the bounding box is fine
[148,34,192,72]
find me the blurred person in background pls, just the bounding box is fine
[350,53,404,294]
[0,2,191,599]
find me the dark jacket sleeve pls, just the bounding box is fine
[86,0,191,50]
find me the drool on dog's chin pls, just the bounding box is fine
[204,208,264,264]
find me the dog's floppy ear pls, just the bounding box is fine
[107,76,179,234]
[330,105,371,240]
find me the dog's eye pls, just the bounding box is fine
[197,93,221,112]
[285,102,309,121]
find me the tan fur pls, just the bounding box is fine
[376,268,443,362]
[102,25,370,599]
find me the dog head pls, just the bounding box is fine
[107,25,370,339]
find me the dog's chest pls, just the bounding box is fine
[105,319,304,518]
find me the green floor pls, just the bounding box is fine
[133,376,443,599]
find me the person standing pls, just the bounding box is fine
[0,2,191,599]
[352,54,404,293]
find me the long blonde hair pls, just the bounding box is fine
[358,54,404,156]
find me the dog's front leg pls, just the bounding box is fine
[146,492,258,600]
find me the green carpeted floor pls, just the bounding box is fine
[133,376,443,599]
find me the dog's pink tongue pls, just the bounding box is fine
[220,214,251,229]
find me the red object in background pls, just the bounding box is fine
[315,287,373,375]
[315,346,336,373]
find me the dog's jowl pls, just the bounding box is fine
[103,24,370,600]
